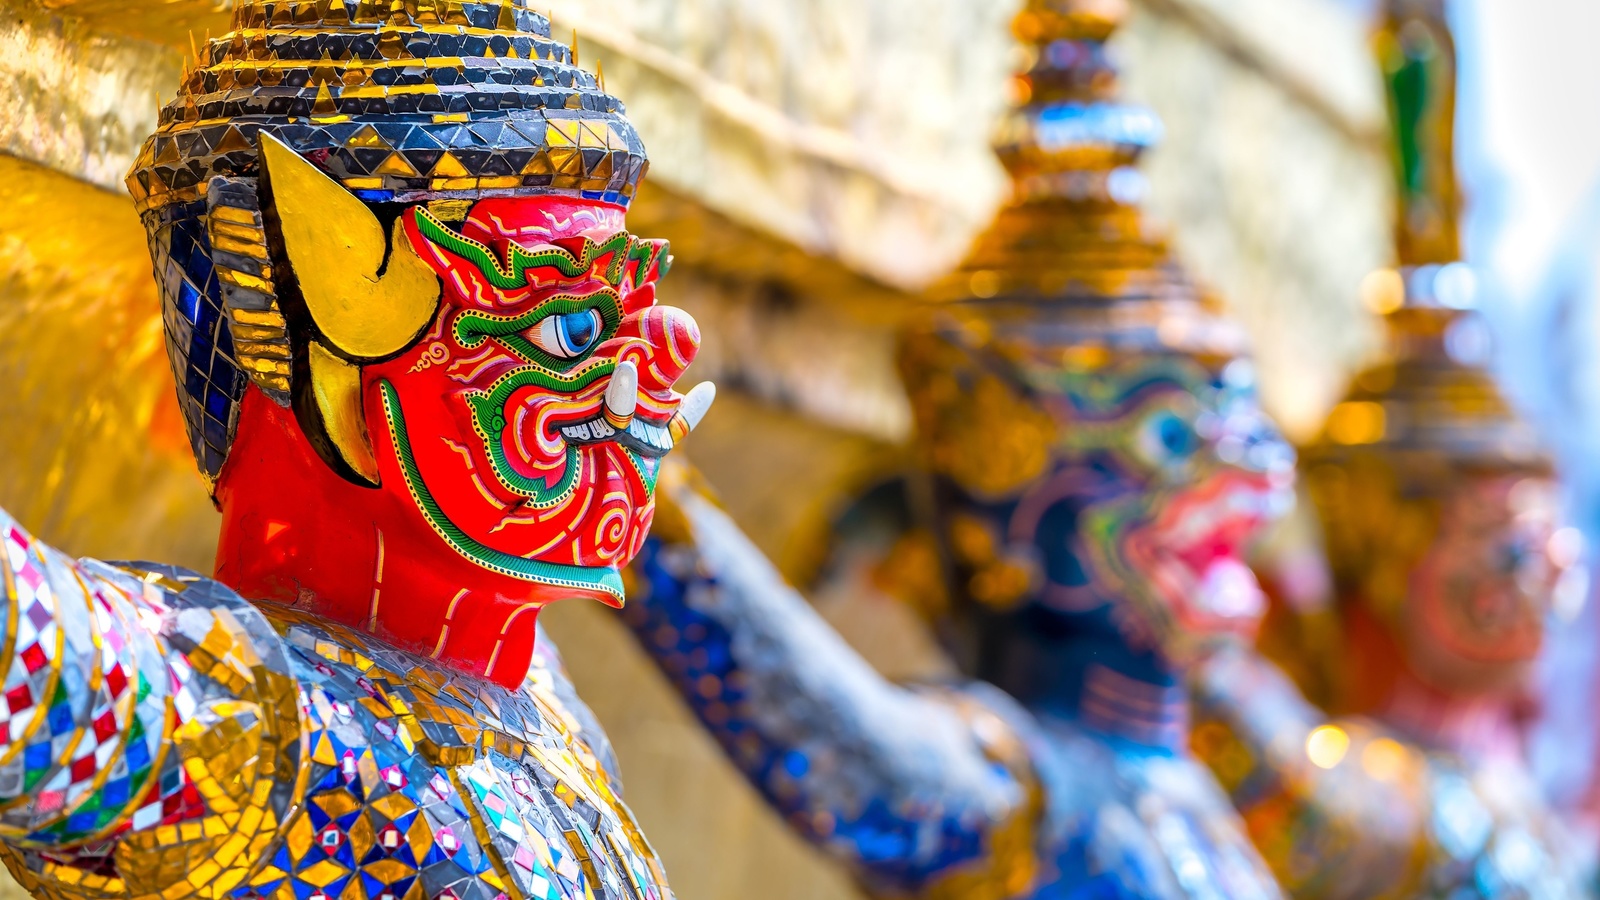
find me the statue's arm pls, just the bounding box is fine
[622,473,1041,896]
[1190,646,1428,897]
[0,508,301,898]
[0,508,186,851]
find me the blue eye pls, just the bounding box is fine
[531,309,604,359]
[555,310,599,354]
[1135,409,1199,467]
[1159,415,1198,454]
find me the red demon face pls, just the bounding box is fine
[1402,474,1570,694]
[376,197,704,599]
[215,193,711,686]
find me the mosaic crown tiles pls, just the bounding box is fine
[125,0,646,213]
[126,0,648,482]
[0,507,671,900]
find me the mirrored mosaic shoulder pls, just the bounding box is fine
[0,513,669,900]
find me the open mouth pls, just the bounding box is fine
[476,356,684,475]
[1127,470,1280,630]
[556,412,677,456]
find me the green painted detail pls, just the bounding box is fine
[453,289,622,371]
[413,207,636,289]
[1080,491,1179,645]
[625,447,660,495]
[1386,35,1434,200]
[378,379,624,600]
[626,238,670,284]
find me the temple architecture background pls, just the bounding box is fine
[0,0,1391,897]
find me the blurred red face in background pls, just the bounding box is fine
[1403,474,1580,695]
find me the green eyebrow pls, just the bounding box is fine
[412,206,667,290]
[452,289,623,371]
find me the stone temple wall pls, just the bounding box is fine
[0,0,1391,897]
[1119,0,1394,440]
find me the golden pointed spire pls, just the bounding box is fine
[931,0,1235,356]
[1310,0,1540,468]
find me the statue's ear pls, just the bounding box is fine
[257,132,441,487]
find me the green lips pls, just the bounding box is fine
[463,360,616,507]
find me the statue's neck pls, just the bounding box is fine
[213,389,545,688]
[985,624,1189,752]
[1075,656,1190,750]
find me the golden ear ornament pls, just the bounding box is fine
[258,132,439,361]
[307,342,382,486]
[258,133,443,487]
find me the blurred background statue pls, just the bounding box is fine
[1188,0,1596,896]
[619,0,1302,895]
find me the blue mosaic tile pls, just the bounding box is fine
[142,202,248,481]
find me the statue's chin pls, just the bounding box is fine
[1189,556,1267,624]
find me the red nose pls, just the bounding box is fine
[617,306,701,392]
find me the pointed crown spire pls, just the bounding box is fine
[127,0,647,214]
[1315,0,1542,471]
[933,0,1242,358]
